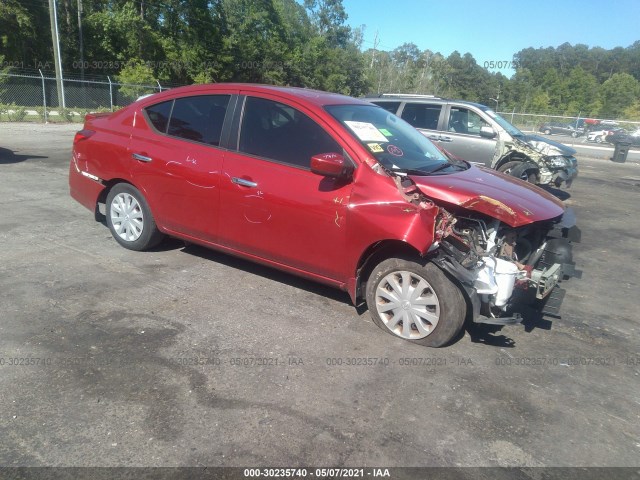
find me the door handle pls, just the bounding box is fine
[439,136,453,142]
[427,134,440,141]
[231,177,258,188]
[132,153,153,163]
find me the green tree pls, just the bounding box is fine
[599,73,640,118]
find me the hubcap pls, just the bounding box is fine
[375,271,440,339]
[110,192,144,242]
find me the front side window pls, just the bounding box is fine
[166,95,230,145]
[239,97,341,168]
[401,103,442,130]
[447,107,489,135]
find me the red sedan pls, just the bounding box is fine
[70,84,580,347]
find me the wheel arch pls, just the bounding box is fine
[352,239,424,304]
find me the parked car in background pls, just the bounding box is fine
[367,94,578,188]
[69,84,580,347]
[605,128,640,146]
[587,127,624,144]
[538,122,583,138]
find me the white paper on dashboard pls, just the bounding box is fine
[344,121,389,142]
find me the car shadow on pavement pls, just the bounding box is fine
[0,147,48,164]
[180,242,354,306]
[540,185,571,201]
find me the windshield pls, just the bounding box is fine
[483,109,524,137]
[326,104,464,175]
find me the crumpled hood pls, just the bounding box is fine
[409,165,565,227]
[522,134,577,156]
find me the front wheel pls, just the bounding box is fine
[571,131,578,138]
[543,129,551,135]
[366,258,466,347]
[595,136,603,144]
[106,183,164,251]
[498,160,537,183]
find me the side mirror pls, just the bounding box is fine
[479,126,497,139]
[310,153,353,179]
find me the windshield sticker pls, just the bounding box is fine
[379,128,393,137]
[344,121,389,142]
[368,143,384,153]
[386,144,403,157]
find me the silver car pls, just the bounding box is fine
[368,95,578,188]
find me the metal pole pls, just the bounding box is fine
[39,69,48,123]
[156,80,162,92]
[77,0,84,81]
[107,76,113,111]
[48,0,66,108]
[511,107,515,123]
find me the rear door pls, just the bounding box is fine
[218,94,354,280]
[439,105,496,165]
[128,93,233,240]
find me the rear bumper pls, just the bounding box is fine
[69,156,105,213]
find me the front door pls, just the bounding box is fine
[219,95,353,281]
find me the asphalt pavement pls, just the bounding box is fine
[0,123,639,468]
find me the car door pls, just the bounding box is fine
[128,93,232,240]
[439,105,497,165]
[218,94,353,281]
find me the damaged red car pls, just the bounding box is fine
[70,84,580,347]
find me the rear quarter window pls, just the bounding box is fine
[145,100,173,133]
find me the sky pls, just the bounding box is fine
[342,0,640,76]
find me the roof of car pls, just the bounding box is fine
[136,83,369,108]
[365,94,490,110]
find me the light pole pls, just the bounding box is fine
[48,0,65,108]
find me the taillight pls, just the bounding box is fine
[73,129,95,145]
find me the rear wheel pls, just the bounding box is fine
[595,136,603,144]
[498,160,537,183]
[366,258,466,347]
[543,129,551,135]
[106,183,164,251]
[571,131,578,138]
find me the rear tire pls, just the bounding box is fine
[498,160,537,183]
[365,258,466,347]
[106,183,164,251]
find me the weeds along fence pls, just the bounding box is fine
[0,70,181,123]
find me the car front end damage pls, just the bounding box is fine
[395,168,581,326]
[494,135,578,188]
[431,207,581,325]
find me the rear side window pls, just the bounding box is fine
[401,103,442,130]
[166,95,230,145]
[371,101,401,114]
[239,97,341,168]
[145,100,173,133]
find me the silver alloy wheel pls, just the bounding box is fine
[375,271,440,339]
[110,192,144,242]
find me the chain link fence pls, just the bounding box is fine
[496,110,640,133]
[0,70,181,123]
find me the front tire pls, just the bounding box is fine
[365,258,466,347]
[543,129,551,135]
[106,183,164,251]
[498,160,537,183]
